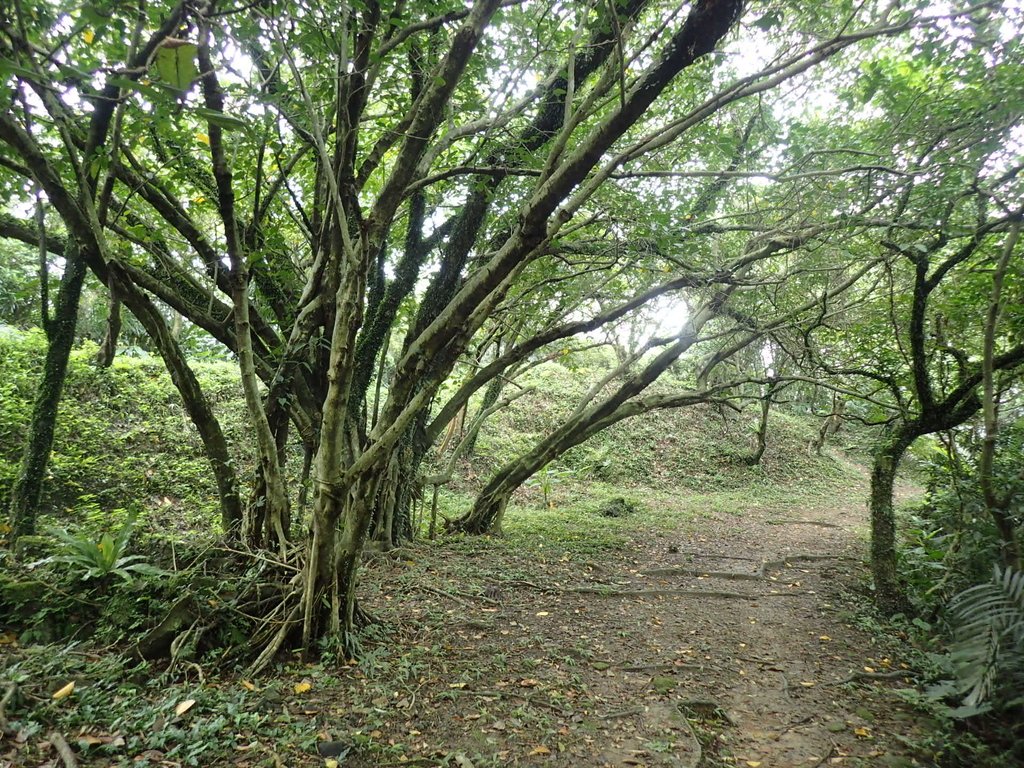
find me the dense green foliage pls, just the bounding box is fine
[0,329,246,536]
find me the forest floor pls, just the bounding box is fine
[319,464,934,768]
[2,460,942,768]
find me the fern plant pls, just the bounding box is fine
[40,516,163,582]
[947,565,1024,712]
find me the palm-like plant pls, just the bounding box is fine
[947,565,1024,711]
[42,517,163,582]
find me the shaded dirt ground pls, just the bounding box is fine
[313,479,934,767]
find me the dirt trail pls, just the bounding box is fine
[342,477,932,768]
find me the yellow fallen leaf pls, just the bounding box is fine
[175,699,196,716]
[746,762,763,767]
[819,635,831,641]
[325,760,339,768]
[53,682,75,700]
[241,680,256,691]
[528,745,551,756]
[449,682,467,689]
[294,680,313,694]
[799,681,816,687]
[535,611,550,617]
[854,727,871,738]
[83,29,95,44]
[863,666,875,673]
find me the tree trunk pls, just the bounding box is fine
[231,272,290,554]
[8,243,87,539]
[746,382,775,466]
[811,396,844,455]
[869,429,914,614]
[301,478,377,657]
[462,376,503,459]
[95,286,121,367]
[451,452,549,534]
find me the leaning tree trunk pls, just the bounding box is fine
[452,437,569,534]
[8,243,87,539]
[869,428,915,614]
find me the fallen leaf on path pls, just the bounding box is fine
[799,681,815,687]
[52,682,75,700]
[294,680,313,694]
[528,745,551,756]
[174,699,196,716]
[854,727,872,738]
[241,680,256,691]
[746,761,763,767]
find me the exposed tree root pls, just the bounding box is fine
[451,688,573,717]
[678,699,735,725]
[567,586,810,599]
[619,661,701,672]
[412,584,499,607]
[598,707,644,719]
[48,732,79,768]
[828,669,910,686]
[249,603,301,675]
[644,553,853,581]
[500,578,810,599]
[642,566,763,580]
[668,550,762,562]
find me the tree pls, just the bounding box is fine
[788,25,1024,609]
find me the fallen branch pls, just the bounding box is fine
[0,681,16,734]
[828,669,909,686]
[48,732,79,768]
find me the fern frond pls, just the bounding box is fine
[947,565,1024,709]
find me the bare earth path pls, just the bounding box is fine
[322,471,932,768]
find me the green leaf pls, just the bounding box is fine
[194,107,249,131]
[154,43,198,91]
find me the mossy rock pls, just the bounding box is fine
[0,574,47,605]
[597,497,640,518]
